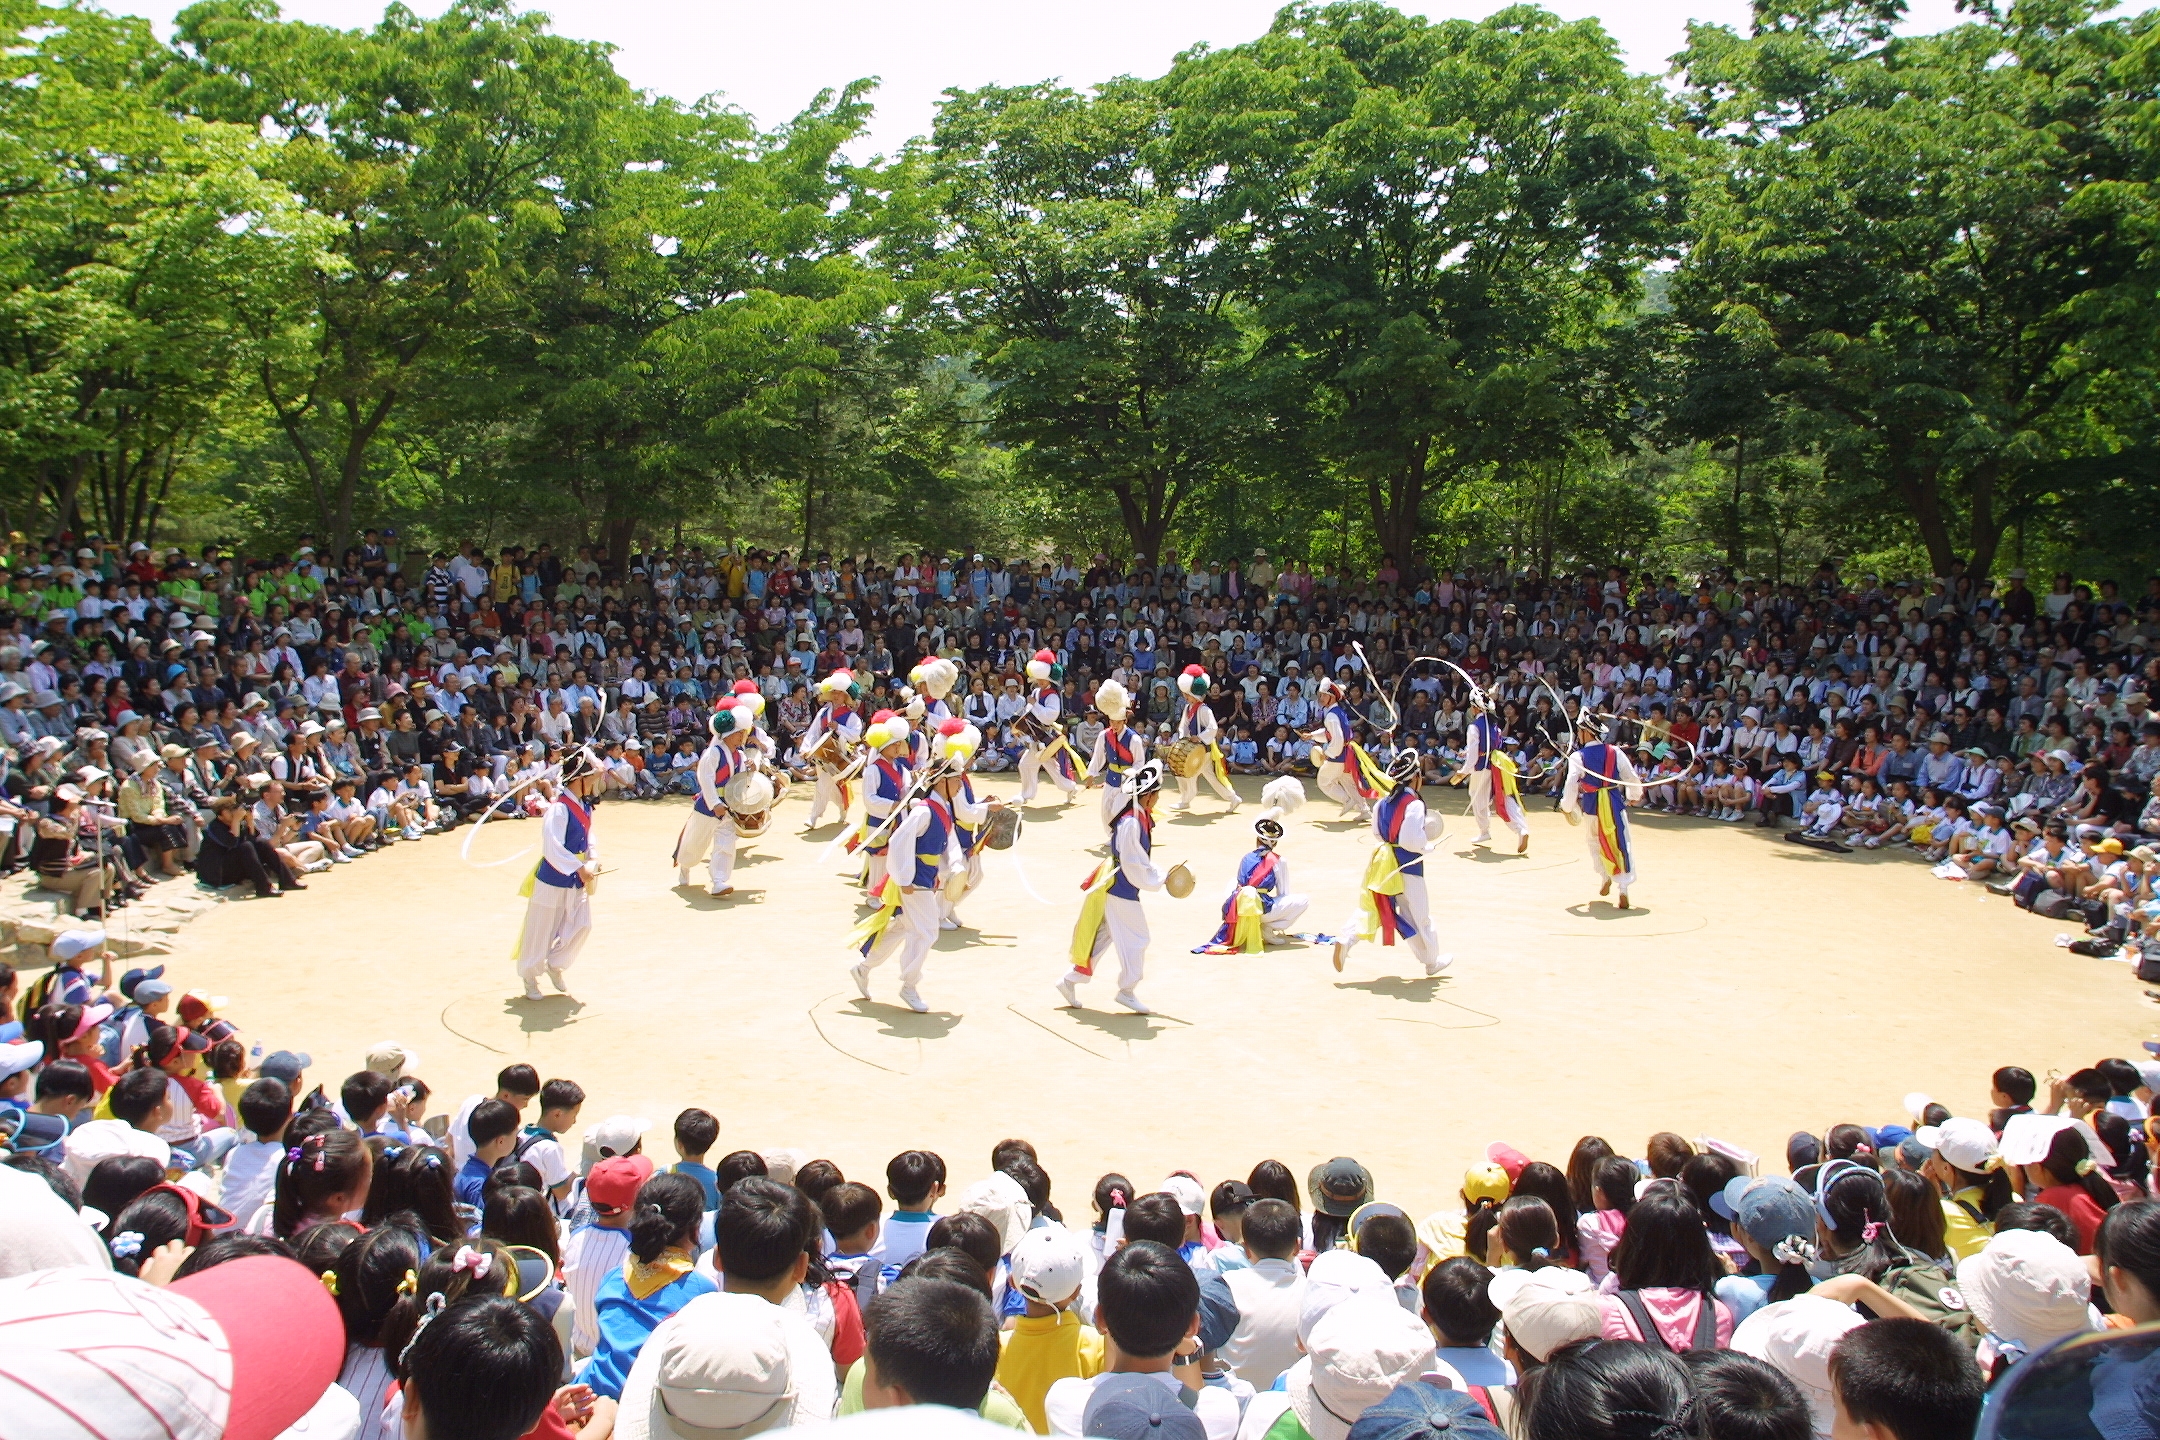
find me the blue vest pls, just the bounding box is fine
[1180,702,1209,739]
[909,798,952,888]
[1579,743,1626,811]
[1236,848,1280,898]
[1104,727,1137,780]
[1325,705,1356,760]
[1376,792,1422,877]
[536,796,591,888]
[954,777,979,852]
[693,742,738,818]
[1108,810,1154,899]
[1470,714,1499,772]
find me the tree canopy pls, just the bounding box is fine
[0,0,2150,583]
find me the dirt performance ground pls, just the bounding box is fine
[164,775,2146,1213]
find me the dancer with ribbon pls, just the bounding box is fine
[672,702,755,897]
[847,725,973,1015]
[1331,748,1451,979]
[1015,649,1079,804]
[1084,679,1146,840]
[1195,776,1308,954]
[1560,715,1648,908]
[848,711,913,900]
[1305,675,1381,822]
[1457,693,1530,853]
[513,747,605,1000]
[1060,758,1171,1015]
[1168,665,1239,813]
[799,669,864,830]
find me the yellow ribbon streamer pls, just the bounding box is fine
[845,878,904,953]
[1069,860,1113,972]
[1229,886,1266,953]
[1353,844,1407,943]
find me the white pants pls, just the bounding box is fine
[1261,892,1310,937]
[1069,894,1149,993]
[1019,745,1077,801]
[1099,785,1125,837]
[807,767,846,827]
[863,888,940,988]
[1585,812,1637,893]
[1316,758,1370,818]
[1174,759,1238,808]
[941,850,984,924]
[673,809,737,890]
[516,882,591,979]
[1467,770,1527,839]
[1341,874,1439,971]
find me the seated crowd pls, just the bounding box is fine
[5,936,2160,1439]
[0,538,2153,944]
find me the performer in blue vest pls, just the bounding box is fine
[1016,649,1079,803]
[853,712,913,900]
[1061,758,1172,1015]
[800,668,864,829]
[673,702,756,896]
[848,727,972,1014]
[1084,678,1147,839]
[1305,675,1374,821]
[1560,715,1647,908]
[1332,749,1451,978]
[515,746,604,1000]
[1170,665,1238,812]
[1195,776,1310,954]
[1457,693,1529,852]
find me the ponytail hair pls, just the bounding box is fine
[103,1188,195,1277]
[1495,1195,1561,1270]
[1592,1156,1641,1216]
[627,1172,705,1264]
[2042,1127,2120,1214]
[378,1238,518,1379]
[2097,1199,2160,1309]
[332,1219,431,1347]
[273,1130,371,1239]
[1818,1162,1903,1281]
[1093,1172,1134,1229]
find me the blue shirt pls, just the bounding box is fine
[672,1161,720,1210]
[577,1265,718,1399]
[455,1155,492,1210]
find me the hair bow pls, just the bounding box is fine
[1771,1236,1819,1267]
[109,1231,144,1260]
[321,1270,341,1297]
[397,1268,418,1296]
[450,1245,493,1281]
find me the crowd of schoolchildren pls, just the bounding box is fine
[8,927,2160,1439]
[0,535,2153,960]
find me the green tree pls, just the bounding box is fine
[1159,1,1683,571]
[1675,0,2160,579]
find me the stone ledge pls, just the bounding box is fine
[3,873,236,958]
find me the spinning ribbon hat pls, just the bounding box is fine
[1025,649,1064,684]
[1175,664,1209,701]
[909,656,960,703]
[1093,677,1132,722]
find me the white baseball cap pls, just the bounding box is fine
[1731,1295,1869,1435]
[1496,1267,1604,1364]
[1958,1228,2098,1352]
[618,1291,835,1440]
[1297,1249,1393,1345]
[0,1040,43,1081]
[582,1115,652,1171]
[1007,1225,1087,1307]
[1913,1117,2000,1175]
[1159,1175,1205,1217]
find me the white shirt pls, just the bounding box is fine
[1219,1257,1307,1388]
[560,1222,634,1358]
[221,1138,283,1226]
[1046,1371,1241,1440]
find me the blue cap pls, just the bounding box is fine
[258,1050,311,1084]
[1348,1379,1508,1440]
[1713,1176,1816,1251]
[118,964,165,998]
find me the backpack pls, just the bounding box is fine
[2031,890,2077,921]
[1614,1288,1719,1353]
[2136,940,2160,985]
[1876,1257,1984,1350]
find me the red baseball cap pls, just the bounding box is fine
[1486,1142,1532,1184]
[587,1153,656,1214]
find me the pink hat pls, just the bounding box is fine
[1486,1142,1532,1184]
[0,1254,344,1440]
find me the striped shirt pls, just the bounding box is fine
[560,1222,633,1358]
[339,1343,398,1440]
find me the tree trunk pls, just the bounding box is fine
[1366,442,1427,575]
[1727,436,1746,573]
[1890,453,1956,577]
[1966,457,2004,580]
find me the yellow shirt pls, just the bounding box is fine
[997,1309,1105,1433]
[1943,1189,1994,1262]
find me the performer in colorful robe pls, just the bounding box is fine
[1306,676,1376,822]
[849,729,971,1015]
[1196,776,1308,953]
[935,719,999,931]
[1084,678,1147,839]
[1331,748,1451,978]
[801,669,864,829]
[516,747,604,1000]
[909,656,960,724]
[1169,665,1238,812]
[1560,717,1646,907]
[1016,649,1079,803]
[1458,695,1528,852]
[1059,758,1168,1015]
[851,712,912,899]
[672,702,755,895]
